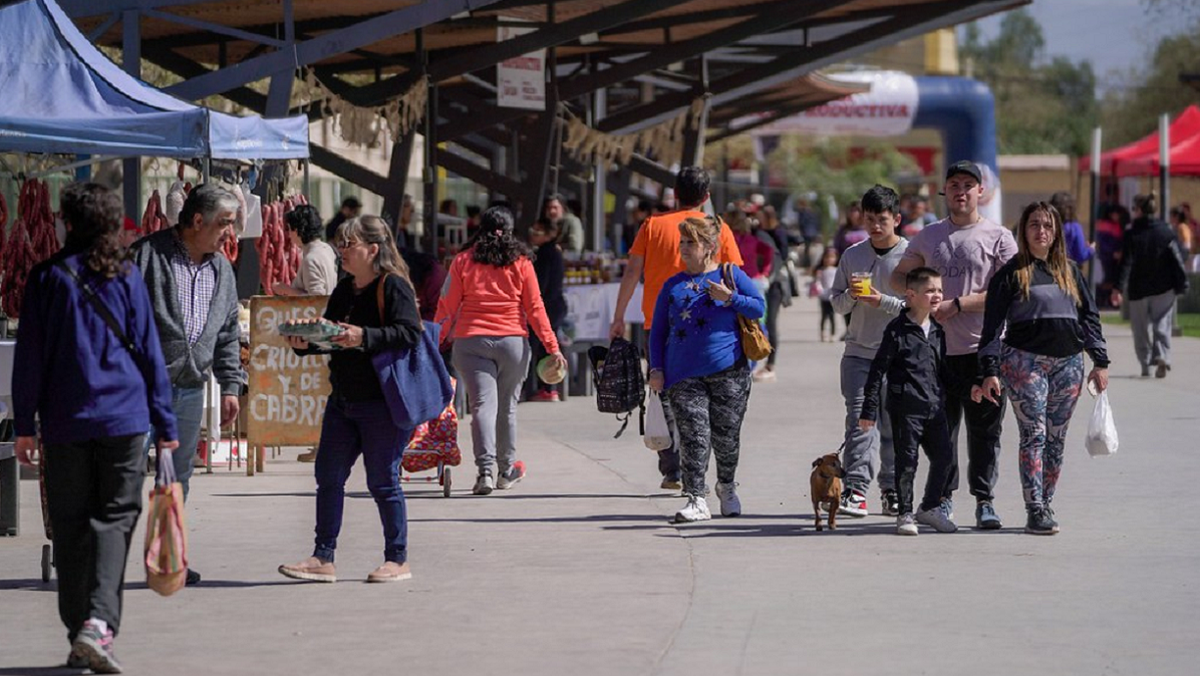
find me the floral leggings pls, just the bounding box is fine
[666,365,752,498]
[998,345,1084,509]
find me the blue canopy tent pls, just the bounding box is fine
[0,0,309,161]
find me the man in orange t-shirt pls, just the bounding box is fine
[610,167,743,337]
[608,166,743,490]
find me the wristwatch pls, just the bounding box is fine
[953,297,962,313]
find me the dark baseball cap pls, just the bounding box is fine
[945,160,982,183]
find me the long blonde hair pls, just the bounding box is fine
[1014,202,1079,305]
[337,215,413,289]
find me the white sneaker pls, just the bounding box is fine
[916,505,958,533]
[472,474,495,496]
[673,495,712,523]
[715,482,742,517]
[896,513,919,536]
[838,490,869,518]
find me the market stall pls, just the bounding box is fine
[0,0,315,481]
[0,0,309,161]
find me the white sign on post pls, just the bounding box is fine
[497,20,546,111]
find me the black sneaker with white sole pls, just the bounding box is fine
[1025,506,1059,535]
[881,490,900,517]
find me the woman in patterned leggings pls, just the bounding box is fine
[974,202,1110,535]
[648,216,765,523]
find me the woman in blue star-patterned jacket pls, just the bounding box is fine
[648,216,765,524]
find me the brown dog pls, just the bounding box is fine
[810,453,846,531]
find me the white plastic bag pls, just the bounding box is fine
[1085,391,1119,457]
[644,392,672,451]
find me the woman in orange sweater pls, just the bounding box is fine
[436,207,567,495]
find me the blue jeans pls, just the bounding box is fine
[151,385,205,502]
[314,397,412,564]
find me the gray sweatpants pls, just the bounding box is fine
[841,356,895,495]
[1129,290,1175,370]
[452,335,531,478]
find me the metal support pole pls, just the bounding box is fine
[1088,127,1101,286]
[1160,113,1170,221]
[122,10,141,221]
[591,85,607,252]
[419,28,438,254]
[1161,113,1183,337]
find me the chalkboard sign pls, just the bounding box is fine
[246,296,332,450]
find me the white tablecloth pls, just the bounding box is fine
[0,341,14,399]
[0,340,14,420]
[563,283,643,342]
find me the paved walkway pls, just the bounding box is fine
[2,297,1198,675]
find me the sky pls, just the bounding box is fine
[971,0,1187,86]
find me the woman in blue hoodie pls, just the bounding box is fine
[14,182,178,674]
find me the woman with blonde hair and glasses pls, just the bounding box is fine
[648,216,765,523]
[279,215,424,583]
[974,202,1109,535]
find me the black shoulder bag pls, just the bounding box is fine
[55,261,142,361]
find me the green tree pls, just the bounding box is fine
[959,9,1097,156]
[767,137,917,232]
[1099,24,1200,148]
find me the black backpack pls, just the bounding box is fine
[588,337,646,438]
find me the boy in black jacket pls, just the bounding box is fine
[859,267,957,536]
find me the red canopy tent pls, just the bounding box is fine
[1112,126,1200,176]
[1079,105,1200,175]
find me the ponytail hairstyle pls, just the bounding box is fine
[1014,201,1079,306]
[471,206,530,267]
[60,182,130,279]
[1133,193,1158,218]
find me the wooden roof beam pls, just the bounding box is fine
[352,0,685,108]
[436,0,853,142]
[163,0,506,101]
[600,0,1021,134]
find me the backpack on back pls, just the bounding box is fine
[587,337,645,438]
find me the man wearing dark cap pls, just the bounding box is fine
[889,160,1017,530]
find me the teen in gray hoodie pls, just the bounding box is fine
[829,185,909,517]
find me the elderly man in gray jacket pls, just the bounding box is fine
[131,184,244,585]
[830,185,909,519]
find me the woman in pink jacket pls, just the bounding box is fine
[435,207,567,495]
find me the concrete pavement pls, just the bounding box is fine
[2,296,1198,675]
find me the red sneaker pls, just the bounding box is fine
[531,390,560,402]
[497,461,526,490]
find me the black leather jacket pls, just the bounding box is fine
[861,312,956,421]
[1117,216,1190,301]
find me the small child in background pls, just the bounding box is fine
[859,267,957,536]
[811,248,839,342]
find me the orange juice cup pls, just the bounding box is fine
[851,272,872,297]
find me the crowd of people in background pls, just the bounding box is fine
[10,159,1195,671]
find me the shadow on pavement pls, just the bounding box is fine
[410,513,669,524]
[0,667,85,675]
[0,579,55,592]
[121,580,300,590]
